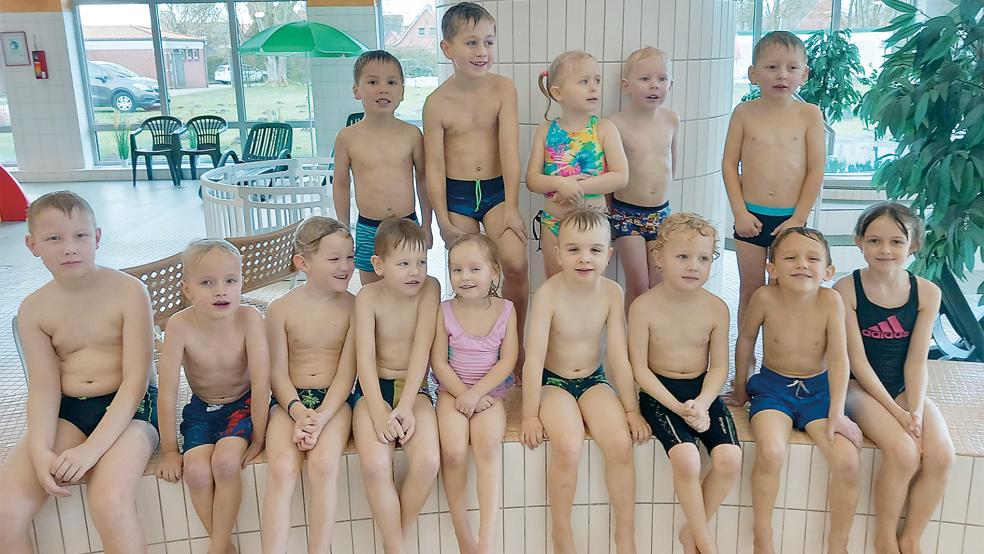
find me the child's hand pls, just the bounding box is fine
[553,176,585,205]
[499,207,529,242]
[625,411,652,444]
[724,381,749,407]
[243,438,265,467]
[34,449,70,497]
[51,443,99,484]
[827,414,863,449]
[681,400,711,433]
[156,450,184,483]
[455,389,481,418]
[391,405,416,445]
[476,395,495,413]
[734,211,763,238]
[893,407,922,450]
[438,222,466,247]
[520,416,546,449]
[422,224,434,250]
[771,217,806,237]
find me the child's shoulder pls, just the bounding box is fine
[236,303,263,322]
[913,274,941,306]
[832,272,856,298]
[817,286,845,310]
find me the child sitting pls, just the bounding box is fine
[432,233,518,554]
[520,207,649,554]
[609,47,679,309]
[261,217,358,553]
[351,217,441,554]
[722,31,826,326]
[0,191,159,553]
[729,227,862,554]
[628,213,741,554]
[834,202,953,553]
[527,50,628,278]
[156,239,269,554]
[332,50,432,285]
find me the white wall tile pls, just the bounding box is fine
[967,458,984,527]
[942,454,974,523]
[780,509,807,554]
[237,531,261,554]
[588,504,610,554]
[525,444,548,506]
[158,479,190,542]
[525,506,548,553]
[857,448,876,516]
[56,486,89,554]
[35,496,65,554]
[963,525,984,554]
[165,540,191,554]
[921,521,940,554]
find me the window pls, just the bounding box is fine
[381,1,438,124]
[418,27,426,37]
[0,85,14,166]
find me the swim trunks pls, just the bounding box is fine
[59,385,159,437]
[747,366,830,430]
[355,212,418,272]
[638,373,740,454]
[610,198,671,241]
[180,390,255,452]
[446,176,506,221]
[732,202,795,248]
[852,269,918,398]
[295,387,328,410]
[348,376,432,409]
[541,366,612,400]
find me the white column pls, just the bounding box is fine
[436,0,737,293]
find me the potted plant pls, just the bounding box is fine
[858,0,984,294]
[112,112,130,165]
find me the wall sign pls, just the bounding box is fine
[2,32,30,66]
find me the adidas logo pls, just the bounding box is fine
[861,315,910,339]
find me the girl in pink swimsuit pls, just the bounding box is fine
[431,233,518,554]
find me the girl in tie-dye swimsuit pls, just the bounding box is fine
[526,50,628,277]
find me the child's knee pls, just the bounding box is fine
[210,453,243,483]
[88,482,134,523]
[883,440,920,476]
[501,255,528,278]
[712,445,743,477]
[601,434,634,467]
[410,448,441,478]
[441,442,469,467]
[360,453,392,482]
[267,454,301,485]
[669,447,702,481]
[183,457,214,489]
[828,447,860,483]
[306,455,341,482]
[753,441,786,473]
[922,442,955,475]
[551,438,583,471]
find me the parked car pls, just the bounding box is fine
[87,61,160,113]
[213,64,266,85]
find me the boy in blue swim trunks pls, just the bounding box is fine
[520,207,649,554]
[424,3,529,379]
[155,238,270,554]
[0,192,159,553]
[722,31,826,326]
[333,50,432,286]
[728,227,862,554]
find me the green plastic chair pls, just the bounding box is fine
[130,116,183,188]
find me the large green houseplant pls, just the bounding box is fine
[858,0,984,295]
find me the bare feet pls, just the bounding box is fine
[753,532,776,554]
[680,525,698,554]
[455,532,478,554]
[614,529,637,554]
[551,528,577,554]
[898,534,922,554]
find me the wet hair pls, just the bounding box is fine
[293,216,351,258]
[623,46,671,79]
[558,205,611,242]
[651,213,719,259]
[27,190,97,233]
[181,239,242,276]
[441,2,495,41]
[853,201,924,251]
[537,50,598,120]
[374,217,427,258]
[353,49,404,83]
[768,227,831,265]
[752,30,806,65]
[448,233,501,298]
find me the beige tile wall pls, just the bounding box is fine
[29,441,983,553]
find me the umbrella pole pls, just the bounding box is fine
[307,54,315,155]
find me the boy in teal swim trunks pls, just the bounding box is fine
[722,31,826,327]
[728,227,861,554]
[520,207,649,554]
[155,238,269,554]
[0,191,159,553]
[352,217,441,554]
[333,50,432,286]
[424,2,529,379]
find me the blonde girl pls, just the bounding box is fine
[432,233,518,554]
[526,49,629,277]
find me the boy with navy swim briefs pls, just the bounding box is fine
[722,31,826,327]
[424,2,529,379]
[155,238,270,554]
[333,50,432,286]
[728,227,861,554]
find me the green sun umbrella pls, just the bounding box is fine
[238,21,370,153]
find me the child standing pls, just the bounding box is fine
[352,217,441,554]
[432,233,518,554]
[722,31,826,326]
[520,207,649,554]
[0,192,159,553]
[261,217,358,553]
[833,203,953,553]
[333,50,432,285]
[425,2,529,378]
[628,213,741,554]
[527,50,629,278]
[609,47,679,309]
[729,227,861,554]
[156,239,269,554]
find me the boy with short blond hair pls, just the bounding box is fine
[729,227,861,554]
[0,191,160,554]
[351,217,441,554]
[155,238,269,554]
[520,207,649,554]
[333,49,432,285]
[609,47,679,309]
[629,213,741,554]
[723,31,826,326]
[424,2,529,377]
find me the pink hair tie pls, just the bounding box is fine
[540,70,549,78]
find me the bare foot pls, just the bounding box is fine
[551,528,577,554]
[456,534,478,554]
[614,530,637,554]
[679,525,698,554]
[753,533,776,554]
[898,535,922,554]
